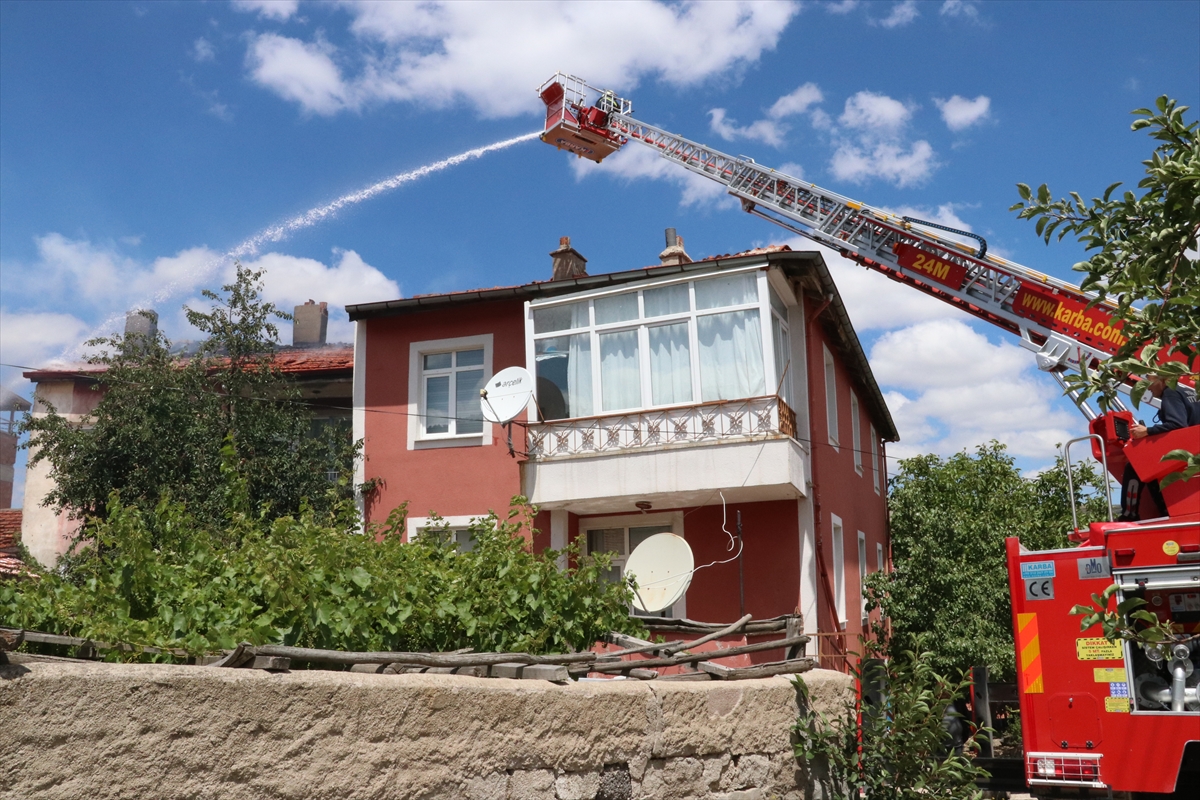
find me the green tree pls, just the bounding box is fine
[865,442,1109,680]
[1011,96,1199,483]
[19,264,356,536]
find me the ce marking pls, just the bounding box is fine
[1025,578,1054,601]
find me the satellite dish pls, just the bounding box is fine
[625,533,694,613]
[480,366,534,424]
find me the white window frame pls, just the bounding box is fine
[408,334,493,450]
[831,514,846,628]
[851,391,862,474]
[525,264,782,419]
[858,531,868,623]
[877,542,885,573]
[406,514,492,545]
[580,511,686,617]
[824,345,839,450]
[870,424,880,493]
[767,276,794,407]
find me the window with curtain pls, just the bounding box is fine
[858,531,868,622]
[530,268,785,420]
[851,391,862,473]
[769,286,792,405]
[421,348,485,436]
[870,424,880,492]
[824,346,839,447]
[832,515,846,627]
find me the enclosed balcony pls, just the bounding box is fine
[519,263,808,514]
[519,394,805,513]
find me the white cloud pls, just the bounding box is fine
[0,234,398,363]
[768,82,824,118]
[875,1,919,28]
[192,37,215,63]
[940,0,980,20]
[831,140,935,187]
[869,320,1079,459]
[824,0,860,13]
[840,90,911,131]
[0,310,92,374]
[826,90,936,186]
[247,34,346,115]
[232,0,299,21]
[244,1,800,117]
[709,82,824,147]
[708,109,787,147]
[571,143,734,209]
[935,94,990,131]
[777,162,805,179]
[233,249,401,344]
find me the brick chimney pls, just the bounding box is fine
[550,236,588,281]
[124,309,158,341]
[659,228,691,266]
[293,300,328,347]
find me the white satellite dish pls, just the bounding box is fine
[625,533,694,613]
[480,366,535,424]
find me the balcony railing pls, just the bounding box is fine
[522,395,797,459]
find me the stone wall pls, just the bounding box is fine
[0,659,852,800]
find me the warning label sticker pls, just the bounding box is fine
[1076,638,1123,660]
[1094,667,1127,683]
[1109,682,1129,698]
[1105,697,1130,713]
[1020,561,1056,580]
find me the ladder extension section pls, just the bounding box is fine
[608,112,1121,376]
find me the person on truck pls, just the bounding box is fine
[1118,374,1200,520]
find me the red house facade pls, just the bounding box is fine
[348,237,897,664]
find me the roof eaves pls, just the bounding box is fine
[346,252,774,321]
[768,251,899,443]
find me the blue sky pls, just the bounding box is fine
[2,0,1198,502]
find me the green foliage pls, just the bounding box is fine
[1070,583,1200,649]
[0,495,642,657]
[18,264,357,531]
[865,442,1109,680]
[1011,96,1199,476]
[794,642,988,800]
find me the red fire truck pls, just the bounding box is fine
[536,73,1200,794]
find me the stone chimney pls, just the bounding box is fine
[659,228,691,266]
[293,300,328,347]
[550,236,588,281]
[124,309,158,341]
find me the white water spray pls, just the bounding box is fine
[47,131,540,365]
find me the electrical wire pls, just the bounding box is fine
[0,360,908,464]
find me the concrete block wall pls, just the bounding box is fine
[0,660,852,800]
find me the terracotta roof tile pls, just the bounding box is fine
[23,347,353,382]
[0,509,28,579]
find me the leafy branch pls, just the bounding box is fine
[1070,583,1200,648]
[1011,95,1199,479]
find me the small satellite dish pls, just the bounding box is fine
[480,366,534,424]
[625,533,694,613]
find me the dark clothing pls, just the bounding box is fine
[1146,386,1200,434]
[1119,386,1198,521]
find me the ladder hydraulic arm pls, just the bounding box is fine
[537,73,1191,417]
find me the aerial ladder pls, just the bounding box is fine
[538,73,1199,795]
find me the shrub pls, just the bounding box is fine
[0,495,642,658]
[793,642,989,800]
